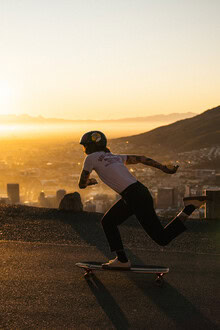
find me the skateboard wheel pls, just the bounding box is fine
[84,269,93,278]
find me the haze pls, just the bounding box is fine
[0,111,197,140]
[0,120,176,140]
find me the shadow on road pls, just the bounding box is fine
[61,213,218,329]
[126,250,219,330]
[60,213,112,258]
[86,274,129,330]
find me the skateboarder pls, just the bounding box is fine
[78,131,208,269]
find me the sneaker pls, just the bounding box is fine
[183,196,211,209]
[102,257,131,269]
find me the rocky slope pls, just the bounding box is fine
[0,205,219,255]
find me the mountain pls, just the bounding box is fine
[109,112,196,122]
[0,112,196,124]
[111,106,220,155]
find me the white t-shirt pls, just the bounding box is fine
[82,151,137,194]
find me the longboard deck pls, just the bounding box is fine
[75,261,169,274]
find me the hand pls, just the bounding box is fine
[88,178,98,186]
[162,164,179,174]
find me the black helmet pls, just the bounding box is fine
[79,131,107,147]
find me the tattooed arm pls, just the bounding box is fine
[78,170,98,189]
[126,155,179,174]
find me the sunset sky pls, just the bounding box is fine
[0,0,219,120]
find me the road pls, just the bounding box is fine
[0,241,219,329]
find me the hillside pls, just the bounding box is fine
[112,106,220,155]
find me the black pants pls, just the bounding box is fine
[101,181,186,252]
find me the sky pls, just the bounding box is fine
[0,0,219,120]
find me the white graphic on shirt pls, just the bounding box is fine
[98,154,122,167]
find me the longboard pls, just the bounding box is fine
[76,261,169,286]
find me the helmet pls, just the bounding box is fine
[79,131,107,147]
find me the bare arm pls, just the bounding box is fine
[126,155,179,174]
[78,170,98,189]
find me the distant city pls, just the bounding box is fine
[0,139,219,219]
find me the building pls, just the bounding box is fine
[205,189,220,219]
[7,183,20,204]
[156,187,177,209]
[215,174,220,186]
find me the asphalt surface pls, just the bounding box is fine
[0,205,219,329]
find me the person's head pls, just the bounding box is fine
[79,131,110,155]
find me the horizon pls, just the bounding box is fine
[1,0,220,121]
[0,109,201,140]
[0,109,198,121]
[0,120,173,140]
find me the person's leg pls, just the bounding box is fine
[130,186,210,246]
[123,183,187,246]
[136,193,186,246]
[148,196,209,244]
[101,198,133,260]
